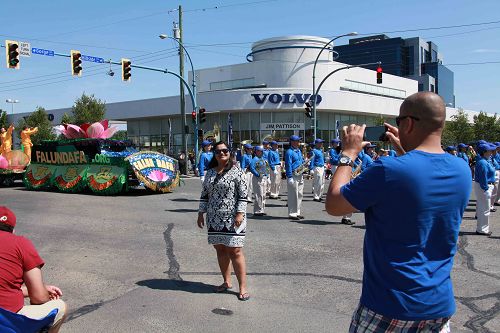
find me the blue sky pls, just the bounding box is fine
[0,0,499,115]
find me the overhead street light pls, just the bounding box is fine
[5,99,20,115]
[311,32,358,139]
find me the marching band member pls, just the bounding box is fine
[457,143,469,164]
[262,141,271,197]
[329,139,341,175]
[198,140,214,183]
[494,143,500,206]
[285,135,305,220]
[445,146,457,156]
[311,138,326,202]
[250,146,270,216]
[268,141,282,199]
[490,146,500,210]
[474,142,497,236]
[241,143,254,202]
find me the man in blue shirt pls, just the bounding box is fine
[198,140,213,183]
[310,139,326,202]
[250,146,270,216]
[493,142,500,206]
[457,143,469,165]
[262,141,271,197]
[285,135,305,220]
[445,145,457,156]
[325,92,471,332]
[240,143,254,202]
[488,144,500,211]
[268,141,282,199]
[474,142,496,236]
[327,139,340,180]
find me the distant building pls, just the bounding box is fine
[334,34,455,107]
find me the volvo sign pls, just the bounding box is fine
[251,93,322,105]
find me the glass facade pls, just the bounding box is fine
[127,111,384,153]
[422,62,455,106]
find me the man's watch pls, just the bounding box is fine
[338,154,354,167]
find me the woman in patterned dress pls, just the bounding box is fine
[197,141,250,301]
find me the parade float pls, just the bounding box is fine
[23,120,180,195]
[0,151,29,186]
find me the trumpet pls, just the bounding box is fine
[293,157,311,176]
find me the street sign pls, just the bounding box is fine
[31,47,54,56]
[19,42,31,57]
[81,55,104,63]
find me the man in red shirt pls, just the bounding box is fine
[0,206,67,332]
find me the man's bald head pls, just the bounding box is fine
[400,92,446,133]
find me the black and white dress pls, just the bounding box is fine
[199,165,248,247]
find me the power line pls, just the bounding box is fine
[424,25,500,39]
[445,61,500,66]
[357,19,500,36]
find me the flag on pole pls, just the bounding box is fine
[227,113,233,148]
[335,120,340,139]
[168,118,172,154]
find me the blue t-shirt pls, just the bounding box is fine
[240,154,252,171]
[329,148,340,166]
[457,151,469,165]
[198,152,213,176]
[311,148,325,168]
[341,150,471,320]
[267,149,281,170]
[284,148,304,178]
[475,157,496,191]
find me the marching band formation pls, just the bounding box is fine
[197,134,500,235]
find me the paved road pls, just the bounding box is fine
[1,178,499,333]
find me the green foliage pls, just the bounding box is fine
[441,109,474,145]
[60,112,73,125]
[111,130,128,140]
[473,111,499,142]
[17,106,56,145]
[0,109,7,129]
[71,93,106,125]
[374,115,385,126]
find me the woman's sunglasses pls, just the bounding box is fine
[214,148,230,155]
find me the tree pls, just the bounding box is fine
[441,108,474,145]
[0,109,7,129]
[17,106,56,145]
[60,112,73,125]
[71,93,106,125]
[111,130,128,140]
[374,114,385,126]
[473,112,498,142]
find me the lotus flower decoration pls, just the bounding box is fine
[55,120,118,139]
[0,155,8,169]
[147,170,169,182]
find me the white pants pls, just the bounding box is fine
[253,175,268,213]
[312,166,325,200]
[474,182,493,233]
[269,165,282,198]
[200,176,205,184]
[287,174,304,217]
[245,171,253,201]
[492,170,500,207]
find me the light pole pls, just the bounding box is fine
[159,29,198,174]
[5,99,20,115]
[312,32,357,139]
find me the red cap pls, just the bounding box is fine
[0,206,16,228]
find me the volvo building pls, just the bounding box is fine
[10,35,473,153]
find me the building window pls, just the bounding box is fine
[430,84,435,92]
[210,78,256,91]
[340,79,406,99]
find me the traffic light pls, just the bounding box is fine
[5,40,20,69]
[304,102,313,118]
[199,108,207,123]
[376,65,383,84]
[121,58,131,81]
[191,110,197,123]
[71,50,82,76]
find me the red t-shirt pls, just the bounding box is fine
[0,231,44,312]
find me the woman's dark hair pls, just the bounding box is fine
[207,141,234,170]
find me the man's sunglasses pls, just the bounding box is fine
[396,115,420,126]
[214,148,230,155]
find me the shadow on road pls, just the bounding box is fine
[293,219,342,226]
[165,208,199,213]
[136,279,225,294]
[171,198,200,202]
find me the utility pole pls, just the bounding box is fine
[177,5,188,174]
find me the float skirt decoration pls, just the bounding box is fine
[24,164,56,189]
[86,165,127,195]
[54,165,88,193]
[125,151,180,193]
